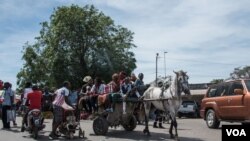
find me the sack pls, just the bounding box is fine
[7,110,15,122]
[98,94,108,106]
[61,102,74,111]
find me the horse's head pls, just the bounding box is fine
[174,70,191,95]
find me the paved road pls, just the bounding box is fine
[0,116,239,141]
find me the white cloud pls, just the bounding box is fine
[1,0,250,89]
[109,0,250,83]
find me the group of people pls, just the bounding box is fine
[79,72,147,115]
[0,71,166,139]
[19,81,73,139]
[0,71,148,139]
[78,72,166,128]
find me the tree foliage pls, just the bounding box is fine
[210,79,224,84]
[230,66,250,79]
[17,5,136,90]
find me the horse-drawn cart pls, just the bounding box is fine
[93,70,191,141]
[93,96,139,135]
[92,96,172,135]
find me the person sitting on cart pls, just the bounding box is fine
[103,73,120,112]
[119,71,127,85]
[120,77,133,114]
[134,73,150,124]
[134,73,149,97]
[90,77,106,114]
[130,73,137,85]
[79,76,93,114]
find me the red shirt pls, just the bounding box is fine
[0,80,3,90]
[108,81,120,93]
[27,90,42,110]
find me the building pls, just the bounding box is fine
[182,83,214,104]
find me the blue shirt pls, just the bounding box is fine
[2,88,14,106]
[120,83,132,95]
[134,79,146,95]
[68,91,78,105]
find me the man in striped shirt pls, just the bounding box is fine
[49,81,72,139]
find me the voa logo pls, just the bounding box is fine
[226,129,246,136]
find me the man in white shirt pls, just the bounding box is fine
[120,77,132,114]
[49,81,72,139]
[22,82,33,106]
[90,77,105,113]
[21,82,32,128]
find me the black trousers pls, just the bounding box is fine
[90,96,98,112]
[2,105,11,128]
[154,110,163,123]
[81,96,92,114]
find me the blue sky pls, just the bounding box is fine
[0,0,250,89]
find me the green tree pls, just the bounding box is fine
[210,79,224,84]
[17,5,136,90]
[230,66,250,79]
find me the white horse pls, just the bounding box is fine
[142,70,191,139]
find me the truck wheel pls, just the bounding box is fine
[206,109,220,128]
[122,115,137,131]
[93,117,108,135]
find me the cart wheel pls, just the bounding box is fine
[122,115,137,131]
[93,117,109,135]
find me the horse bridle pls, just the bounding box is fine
[177,74,190,95]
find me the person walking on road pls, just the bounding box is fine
[49,81,72,139]
[1,82,14,129]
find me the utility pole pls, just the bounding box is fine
[164,51,168,78]
[156,53,159,86]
